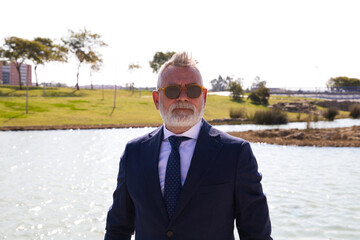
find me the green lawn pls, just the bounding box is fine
[0,86,350,127]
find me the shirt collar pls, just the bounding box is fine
[163,120,202,140]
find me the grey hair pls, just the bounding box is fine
[157,51,203,88]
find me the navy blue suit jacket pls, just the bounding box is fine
[105,120,272,240]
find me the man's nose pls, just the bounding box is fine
[177,88,188,101]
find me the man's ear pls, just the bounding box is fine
[153,91,160,110]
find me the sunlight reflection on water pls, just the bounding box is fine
[0,123,359,240]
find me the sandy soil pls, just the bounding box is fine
[229,126,360,147]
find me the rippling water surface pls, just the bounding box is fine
[215,118,360,132]
[0,123,359,240]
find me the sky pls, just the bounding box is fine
[1,0,360,90]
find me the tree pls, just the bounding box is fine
[248,79,270,105]
[62,28,107,90]
[0,37,43,114]
[30,37,68,87]
[128,62,142,72]
[228,81,243,100]
[90,64,101,90]
[149,51,175,73]
[128,62,142,95]
[0,37,33,89]
[326,76,360,92]
[210,75,232,91]
[251,76,267,89]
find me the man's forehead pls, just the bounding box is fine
[162,66,201,84]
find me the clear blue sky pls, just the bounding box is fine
[1,0,360,90]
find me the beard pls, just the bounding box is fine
[159,100,204,128]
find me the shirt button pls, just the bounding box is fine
[166,231,174,237]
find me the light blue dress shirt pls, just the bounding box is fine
[158,121,202,196]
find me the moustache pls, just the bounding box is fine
[169,102,196,112]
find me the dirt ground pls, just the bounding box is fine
[228,126,360,147]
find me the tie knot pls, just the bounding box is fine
[168,136,190,150]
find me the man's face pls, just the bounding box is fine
[153,66,207,130]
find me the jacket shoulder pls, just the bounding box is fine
[126,126,162,147]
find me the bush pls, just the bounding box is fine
[228,82,243,100]
[349,104,360,118]
[253,109,288,125]
[248,86,270,105]
[229,108,246,119]
[322,107,339,121]
[248,92,261,104]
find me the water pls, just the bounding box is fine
[258,145,360,240]
[215,118,360,132]
[0,121,359,240]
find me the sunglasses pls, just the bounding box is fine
[158,84,206,99]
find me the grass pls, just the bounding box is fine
[0,86,351,127]
[229,108,247,119]
[0,86,160,126]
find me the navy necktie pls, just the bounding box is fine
[164,136,189,220]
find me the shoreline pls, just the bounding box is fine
[0,123,162,131]
[228,126,360,147]
[0,119,252,131]
[1,123,359,147]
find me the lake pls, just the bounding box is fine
[1,120,359,239]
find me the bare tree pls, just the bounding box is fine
[62,28,107,90]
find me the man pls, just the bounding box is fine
[105,52,272,240]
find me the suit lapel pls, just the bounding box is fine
[141,126,169,222]
[172,120,223,221]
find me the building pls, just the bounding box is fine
[0,62,32,86]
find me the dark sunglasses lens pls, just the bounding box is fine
[165,86,180,99]
[186,85,202,98]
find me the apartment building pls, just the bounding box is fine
[0,62,32,86]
